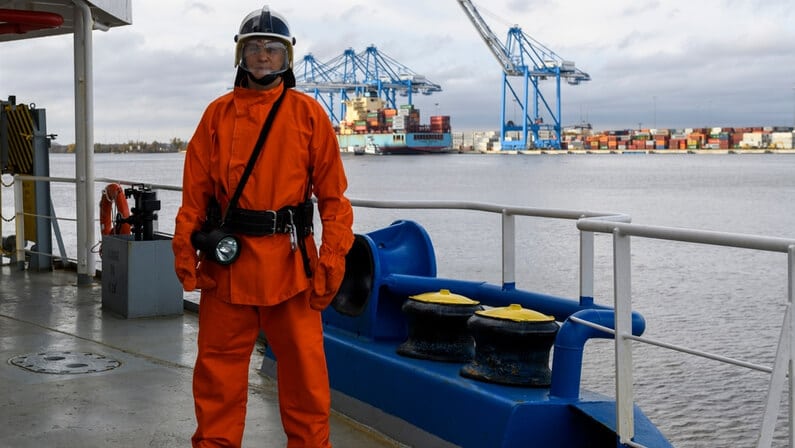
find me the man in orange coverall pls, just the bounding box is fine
[172,5,354,448]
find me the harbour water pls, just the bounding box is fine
[3,152,795,447]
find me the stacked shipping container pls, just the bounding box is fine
[562,126,794,150]
[338,97,450,136]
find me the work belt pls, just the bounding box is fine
[219,201,315,278]
[223,202,314,237]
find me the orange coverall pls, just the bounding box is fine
[172,82,354,447]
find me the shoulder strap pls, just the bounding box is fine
[223,85,288,224]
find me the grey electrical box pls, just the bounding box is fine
[101,234,183,318]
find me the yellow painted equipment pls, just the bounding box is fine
[3,101,35,174]
[1,100,38,242]
[1,96,53,270]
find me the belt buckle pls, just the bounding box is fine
[266,210,277,235]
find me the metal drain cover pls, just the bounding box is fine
[9,351,121,374]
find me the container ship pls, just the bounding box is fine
[337,95,453,155]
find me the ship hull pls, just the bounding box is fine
[338,132,453,155]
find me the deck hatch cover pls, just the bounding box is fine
[9,351,121,374]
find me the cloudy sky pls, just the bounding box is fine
[2,0,794,144]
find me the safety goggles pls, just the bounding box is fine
[243,40,287,58]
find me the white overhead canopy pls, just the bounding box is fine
[0,0,131,41]
[1,0,132,283]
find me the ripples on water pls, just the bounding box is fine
[4,152,795,447]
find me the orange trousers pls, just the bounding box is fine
[191,291,332,448]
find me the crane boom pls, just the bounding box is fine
[295,46,443,125]
[455,0,591,150]
[455,0,521,76]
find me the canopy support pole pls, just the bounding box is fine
[73,0,96,284]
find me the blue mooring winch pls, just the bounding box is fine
[263,220,668,447]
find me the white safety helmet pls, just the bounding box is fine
[234,5,295,72]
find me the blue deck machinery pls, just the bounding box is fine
[262,220,672,447]
[457,0,591,150]
[294,46,442,126]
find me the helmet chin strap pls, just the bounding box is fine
[247,71,282,87]
[234,67,295,89]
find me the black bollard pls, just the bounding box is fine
[461,304,559,387]
[397,289,482,363]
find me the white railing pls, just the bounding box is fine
[576,218,795,448]
[3,174,180,269]
[5,175,795,447]
[8,175,81,266]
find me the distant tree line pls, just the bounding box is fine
[50,137,187,154]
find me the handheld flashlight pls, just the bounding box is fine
[191,229,241,265]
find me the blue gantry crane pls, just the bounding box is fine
[295,45,442,126]
[457,0,590,149]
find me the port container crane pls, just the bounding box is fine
[295,45,442,126]
[457,0,590,149]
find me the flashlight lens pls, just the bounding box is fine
[215,236,239,264]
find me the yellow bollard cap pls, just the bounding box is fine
[475,304,555,322]
[409,289,480,305]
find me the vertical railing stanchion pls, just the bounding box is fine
[502,211,516,290]
[579,228,594,306]
[756,303,791,448]
[13,175,25,270]
[613,228,634,444]
[789,246,795,447]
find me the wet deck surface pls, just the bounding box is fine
[0,265,402,447]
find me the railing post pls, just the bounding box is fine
[761,247,795,447]
[613,228,634,443]
[579,229,594,306]
[13,175,25,270]
[502,210,516,290]
[756,306,791,448]
[789,246,795,447]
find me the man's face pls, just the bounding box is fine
[242,38,288,78]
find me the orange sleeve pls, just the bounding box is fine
[308,100,355,259]
[172,103,219,290]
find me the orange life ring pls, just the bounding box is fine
[99,183,132,235]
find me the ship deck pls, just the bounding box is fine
[0,265,402,448]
